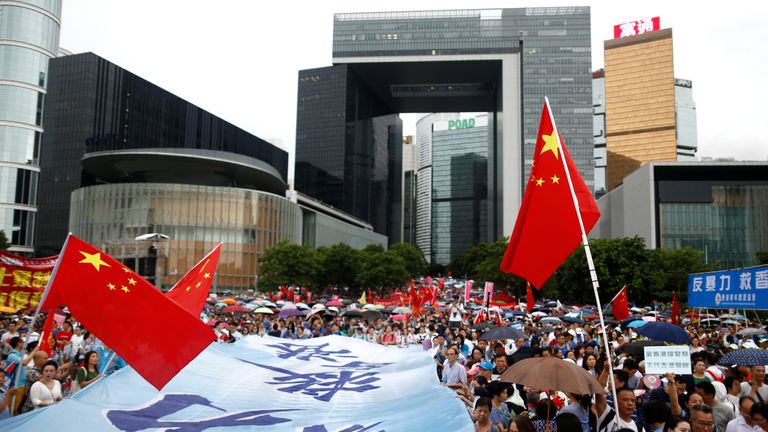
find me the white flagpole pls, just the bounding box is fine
[544,97,618,405]
[30,233,72,329]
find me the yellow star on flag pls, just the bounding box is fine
[536,177,545,187]
[540,131,560,159]
[203,273,210,279]
[79,251,111,271]
[551,174,560,184]
[121,285,130,293]
[128,277,137,285]
[122,267,131,273]
[186,286,192,292]
[196,281,202,288]
[107,282,116,291]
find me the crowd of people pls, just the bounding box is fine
[2,288,768,432]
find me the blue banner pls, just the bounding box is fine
[688,265,768,309]
[0,335,474,431]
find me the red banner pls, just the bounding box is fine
[0,250,57,309]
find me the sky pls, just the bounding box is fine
[59,1,768,179]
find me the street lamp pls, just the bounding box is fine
[135,233,170,289]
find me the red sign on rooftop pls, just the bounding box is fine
[613,17,660,39]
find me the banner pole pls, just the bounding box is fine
[545,96,618,406]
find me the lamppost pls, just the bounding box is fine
[135,233,170,289]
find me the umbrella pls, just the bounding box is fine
[700,318,721,327]
[362,304,380,310]
[500,357,604,395]
[134,232,169,241]
[626,320,649,329]
[636,322,690,345]
[362,310,384,322]
[310,304,326,315]
[220,298,236,305]
[392,314,407,321]
[253,307,274,314]
[280,302,296,310]
[278,309,307,318]
[295,302,310,310]
[222,305,250,313]
[261,301,276,308]
[737,328,767,337]
[511,347,542,363]
[393,306,412,314]
[722,320,741,325]
[472,322,495,331]
[540,317,562,325]
[622,341,667,357]
[561,316,584,324]
[604,319,619,326]
[620,316,643,327]
[479,326,526,341]
[718,349,768,366]
[341,309,363,318]
[327,300,344,307]
[327,306,339,313]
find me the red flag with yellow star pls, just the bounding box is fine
[500,99,600,289]
[166,243,222,317]
[40,234,215,390]
[610,286,630,321]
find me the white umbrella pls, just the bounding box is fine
[310,303,326,315]
[281,302,296,310]
[295,302,309,310]
[134,233,170,241]
[261,301,276,308]
[393,306,411,314]
[531,311,549,317]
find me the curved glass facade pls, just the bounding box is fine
[0,0,61,252]
[69,183,302,290]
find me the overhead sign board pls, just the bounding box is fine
[613,17,660,39]
[688,265,768,309]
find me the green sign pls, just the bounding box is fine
[447,118,476,130]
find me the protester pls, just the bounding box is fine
[75,351,103,390]
[29,360,62,409]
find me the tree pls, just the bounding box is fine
[0,230,9,250]
[757,252,768,265]
[645,247,711,302]
[389,243,427,278]
[316,243,360,290]
[258,241,319,291]
[356,249,408,289]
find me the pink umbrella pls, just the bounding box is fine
[222,305,250,313]
[326,300,344,307]
[392,314,406,321]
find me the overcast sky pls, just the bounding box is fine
[59,1,768,179]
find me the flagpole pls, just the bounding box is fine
[30,233,72,329]
[545,96,619,406]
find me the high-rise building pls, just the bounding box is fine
[593,69,607,196]
[0,0,62,253]
[296,8,593,244]
[430,114,489,265]
[402,135,417,244]
[603,27,698,191]
[415,113,459,260]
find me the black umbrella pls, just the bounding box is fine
[620,316,643,327]
[341,309,363,318]
[362,310,384,322]
[472,322,495,331]
[718,349,768,366]
[479,326,526,341]
[622,340,666,358]
[604,319,619,326]
[511,346,542,363]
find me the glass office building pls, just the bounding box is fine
[594,162,768,270]
[0,0,61,253]
[297,7,593,245]
[71,184,302,290]
[430,115,489,265]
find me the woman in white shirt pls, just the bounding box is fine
[30,360,63,409]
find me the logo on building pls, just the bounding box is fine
[613,17,660,39]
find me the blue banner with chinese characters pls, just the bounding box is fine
[688,265,768,309]
[0,335,474,431]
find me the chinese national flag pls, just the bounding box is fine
[671,292,680,325]
[37,310,56,357]
[166,244,222,317]
[526,282,535,313]
[500,99,600,289]
[40,235,215,390]
[610,286,630,321]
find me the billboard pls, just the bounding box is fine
[688,265,768,309]
[0,250,57,309]
[614,17,661,39]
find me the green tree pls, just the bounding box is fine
[450,241,498,279]
[316,243,360,290]
[645,247,711,303]
[258,241,319,291]
[0,230,9,250]
[757,252,768,265]
[389,243,427,278]
[356,249,408,289]
[473,237,524,290]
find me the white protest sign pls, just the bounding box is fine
[643,345,692,375]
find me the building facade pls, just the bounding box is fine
[431,115,489,265]
[0,0,62,253]
[297,7,593,244]
[603,28,698,191]
[593,162,768,270]
[402,135,417,244]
